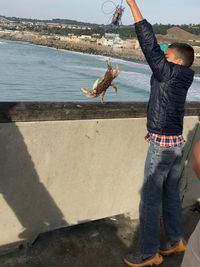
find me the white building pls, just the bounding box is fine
[195,52,200,59]
[193,46,200,59]
[78,35,92,42]
[97,33,124,48]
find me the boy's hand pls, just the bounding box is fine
[126,0,136,7]
[126,0,144,23]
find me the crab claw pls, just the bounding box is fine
[81,88,96,98]
[113,64,119,78]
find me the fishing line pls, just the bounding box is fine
[101,0,125,60]
[101,0,117,15]
[101,0,125,26]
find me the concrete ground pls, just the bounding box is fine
[0,208,199,267]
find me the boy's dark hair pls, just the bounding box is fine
[169,43,194,67]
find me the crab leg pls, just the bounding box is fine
[111,83,118,94]
[99,91,106,104]
[106,59,112,70]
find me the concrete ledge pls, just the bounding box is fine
[0,101,199,254]
[0,102,199,123]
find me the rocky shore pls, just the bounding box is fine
[0,30,199,73]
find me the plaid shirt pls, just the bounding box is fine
[145,132,185,147]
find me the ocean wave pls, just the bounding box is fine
[66,64,149,79]
[120,69,149,77]
[66,64,105,73]
[187,93,200,101]
[59,49,149,70]
[194,76,200,81]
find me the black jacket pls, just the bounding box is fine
[135,19,194,135]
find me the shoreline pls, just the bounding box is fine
[0,33,200,74]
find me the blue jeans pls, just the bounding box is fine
[139,140,184,254]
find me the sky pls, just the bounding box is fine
[0,0,200,25]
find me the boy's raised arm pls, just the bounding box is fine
[126,0,144,23]
[126,0,172,82]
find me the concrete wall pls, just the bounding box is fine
[0,102,200,252]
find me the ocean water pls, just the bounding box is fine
[0,38,200,102]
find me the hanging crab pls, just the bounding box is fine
[81,60,119,104]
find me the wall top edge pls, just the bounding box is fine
[0,102,199,123]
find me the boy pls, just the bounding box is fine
[124,1,195,266]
